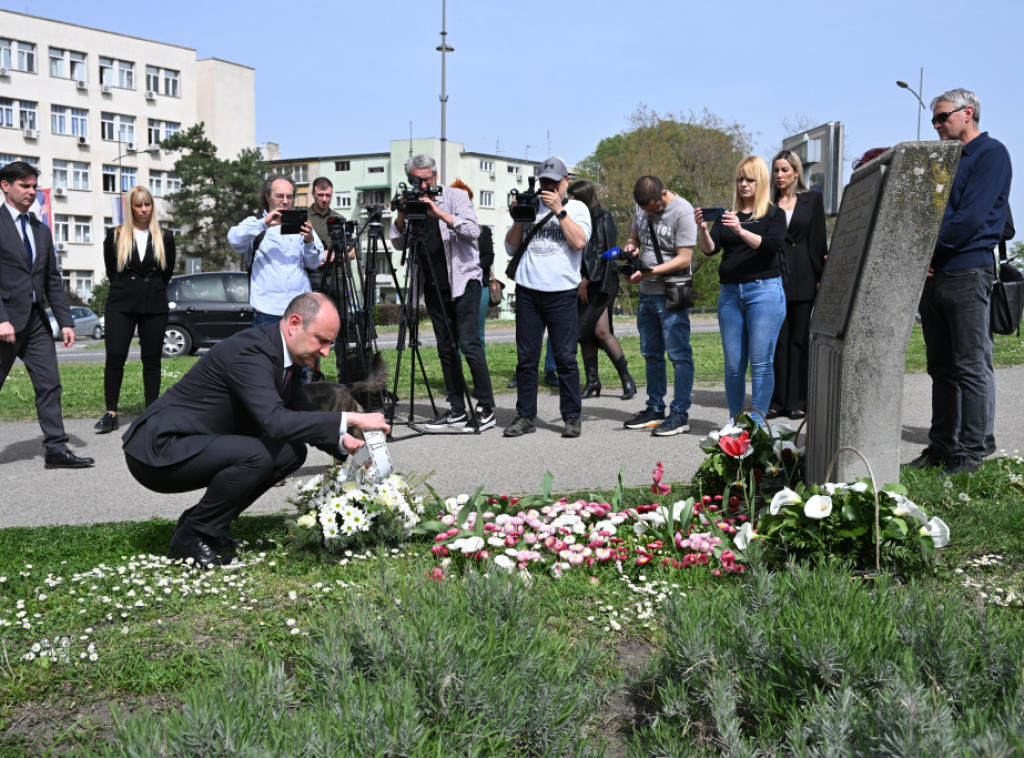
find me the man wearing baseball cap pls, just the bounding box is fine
[503,157,591,438]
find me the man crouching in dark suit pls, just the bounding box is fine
[0,160,94,469]
[122,292,390,568]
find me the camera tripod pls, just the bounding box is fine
[388,202,486,439]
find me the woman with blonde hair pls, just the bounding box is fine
[696,156,787,419]
[767,149,828,420]
[95,185,176,433]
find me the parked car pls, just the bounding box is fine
[163,271,253,357]
[46,306,104,340]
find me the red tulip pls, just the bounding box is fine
[719,430,751,458]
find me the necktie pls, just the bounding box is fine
[281,365,296,395]
[18,214,33,268]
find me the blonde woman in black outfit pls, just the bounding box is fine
[95,186,176,433]
[766,150,828,421]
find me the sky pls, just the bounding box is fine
[5,0,1019,236]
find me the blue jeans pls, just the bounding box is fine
[919,266,995,459]
[717,278,786,418]
[637,292,694,418]
[514,286,580,420]
[252,310,282,327]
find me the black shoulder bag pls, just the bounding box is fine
[991,208,1023,336]
[505,211,555,281]
[245,229,267,281]
[647,214,694,311]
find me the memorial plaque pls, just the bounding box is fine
[810,165,885,339]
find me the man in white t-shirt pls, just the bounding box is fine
[503,157,591,438]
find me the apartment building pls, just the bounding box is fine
[0,10,255,297]
[270,138,544,307]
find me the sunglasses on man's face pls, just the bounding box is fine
[931,105,966,126]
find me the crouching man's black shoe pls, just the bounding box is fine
[168,532,232,569]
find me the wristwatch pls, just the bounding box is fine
[556,210,568,220]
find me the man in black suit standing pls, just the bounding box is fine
[122,292,389,568]
[0,161,94,469]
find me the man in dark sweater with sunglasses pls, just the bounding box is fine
[912,88,1012,476]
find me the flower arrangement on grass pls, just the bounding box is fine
[287,464,424,555]
[694,415,805,507]
[414,471,750,580]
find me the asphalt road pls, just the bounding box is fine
[3,365,1023,530]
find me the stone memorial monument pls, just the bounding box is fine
[805,141,962,485]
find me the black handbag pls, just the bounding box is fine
[991,259,1024,336]
[647,215,693,310]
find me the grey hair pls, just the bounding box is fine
[404,153,436,176]
[930,88,981,124]
[261,174,297,211]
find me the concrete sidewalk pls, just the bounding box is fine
[2,367,1023,529]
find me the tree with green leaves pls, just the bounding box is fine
[160,123,266,272]
[576,105,753,308]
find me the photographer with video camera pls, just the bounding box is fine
[389,153,496,431]
[503,157,591,439]
[228,174,324,328]
[620,175,697,438]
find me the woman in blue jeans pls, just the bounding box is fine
[696,156,787,419]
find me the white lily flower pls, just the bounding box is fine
[719,422,743,437]
[887,493,927,524]
[769,487,802,516]
[771,421,797,438]
[803,495,833,520]
[734,522,757,550]
[926,517,950,548]
[773,439,802,460]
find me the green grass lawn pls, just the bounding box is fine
[3,323,1023,422]
[1,457,1023,755]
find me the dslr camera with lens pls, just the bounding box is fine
[391,176,443,221]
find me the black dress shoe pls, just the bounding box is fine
[765,408,782,420]
[545,370,559,387]
[168,533,232,569]
[507,376,518,389]
[94,412,119,434]
[213,535,245,553]
[44,449,95,469]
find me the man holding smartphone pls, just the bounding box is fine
[621,175,697,437]
[228,174,324,326]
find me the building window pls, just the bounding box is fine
[279,164,308,184]
[0,39,10,70]
[120,167,137,192]
[147,119,181,146]
[118,60,134,89]
[72,162,90,190]
[163,69,179,97]
[48,48,86,80]
[52,160,69,189]
[19,101,37,131]
[479,160,494,172]
[51,105,69,135]
[0,99,13,128]
[74,272,93,299]
[99,57,134,88]
[70,51,86,81]
[54,215,70,243]
[145,66,159,92]
[507,164,521,174]
[73,216,92,244]
[101,113,135,143]
[166,172,181,195]
[49,47,65,78]
[335,160,351,171]
[102,165,117,192]
[357,189,388,206]
[145,66,179,96]
[480,190,494,208]
[150,170,179,197]
[368,166,384,174]
[337,192,352,209]
[71,108,88,138]
[15,41,36,73]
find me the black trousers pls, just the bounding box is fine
[125,435,306,539]
[0,306,69,452]
[423,279,495,412]
[771,299,813,414]
[103,309,168,410]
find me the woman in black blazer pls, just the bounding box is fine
[767,150,828,420]
[95,185,176,433]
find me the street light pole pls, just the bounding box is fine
[896,68,926,140]
[436,0,454,184]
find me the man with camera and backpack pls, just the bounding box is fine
[228,174,324,327]
[390,153,496,432]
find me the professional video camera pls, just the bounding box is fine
[601,246,650,277]
[509,176,542,223]
[326,215,356,244]
[390,176,443,218]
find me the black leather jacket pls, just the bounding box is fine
[581,207,618,293]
